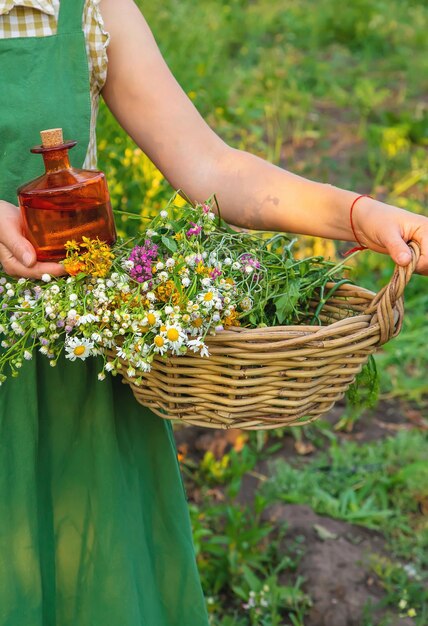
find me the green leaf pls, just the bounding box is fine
[274,281,301,323]
[241,564,261,591]
[161,235,177,253]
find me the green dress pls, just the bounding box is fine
[0,1,209,624]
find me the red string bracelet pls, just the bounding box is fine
[342,194,373,257]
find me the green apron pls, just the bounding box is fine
[0,2,209,624]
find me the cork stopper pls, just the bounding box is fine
[40,128,64,148]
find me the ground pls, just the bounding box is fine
[173,398,427,625]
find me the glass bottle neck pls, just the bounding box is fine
[42,149,71,173]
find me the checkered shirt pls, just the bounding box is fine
[0,0,109,169]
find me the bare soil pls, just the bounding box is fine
[173,398,427,626]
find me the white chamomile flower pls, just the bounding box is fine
[181,277,191,288]
[164,305,174,315]
[127,367,136,378]
[200,344,210,358]
[146,291,156,302]
[76,313,99,326]
[11,322,24,335]
[165,258,175,268]
[156,261,165,271]
[187,338,210,358]
[116,347,128,359]
[65,337,94,361]
[158,271,168,282]
[160,210,168,219]
[197,290,217,309]
[41,273,51,283]
[153,334,168,355]
[105,362,115,372]
[165,324,186,353]
[201,277,211,287]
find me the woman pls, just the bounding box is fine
[0,1,426,625]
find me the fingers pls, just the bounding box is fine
[383,224,428,276]
[383,230,413,267]
[0,203,65,279]
[0,244,65,279]
[0,203,37,267]
[413,226,428,276]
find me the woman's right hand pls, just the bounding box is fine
[0,201,65,279]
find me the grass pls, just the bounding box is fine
[96,0,428,622]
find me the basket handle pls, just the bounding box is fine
[364,240,420,346]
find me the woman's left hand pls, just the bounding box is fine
[352,196,428,275]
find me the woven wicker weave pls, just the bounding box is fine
[108,242,420,430]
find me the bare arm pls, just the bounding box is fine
[100,0,428,274]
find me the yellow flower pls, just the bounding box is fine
[154,335,164,347]
[223,310,240,328]
[147,313,156,326]
[155,280,180,305]
[62,259,86,276]
[167,328,179,341]
[63,237,114,278]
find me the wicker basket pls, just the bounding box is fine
[109,242,420,430]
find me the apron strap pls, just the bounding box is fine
[57,0,87,34]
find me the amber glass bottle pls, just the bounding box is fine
[17,128,117,261]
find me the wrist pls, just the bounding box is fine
[321,183,373,242]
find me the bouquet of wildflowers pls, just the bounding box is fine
[0,194,353,387]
